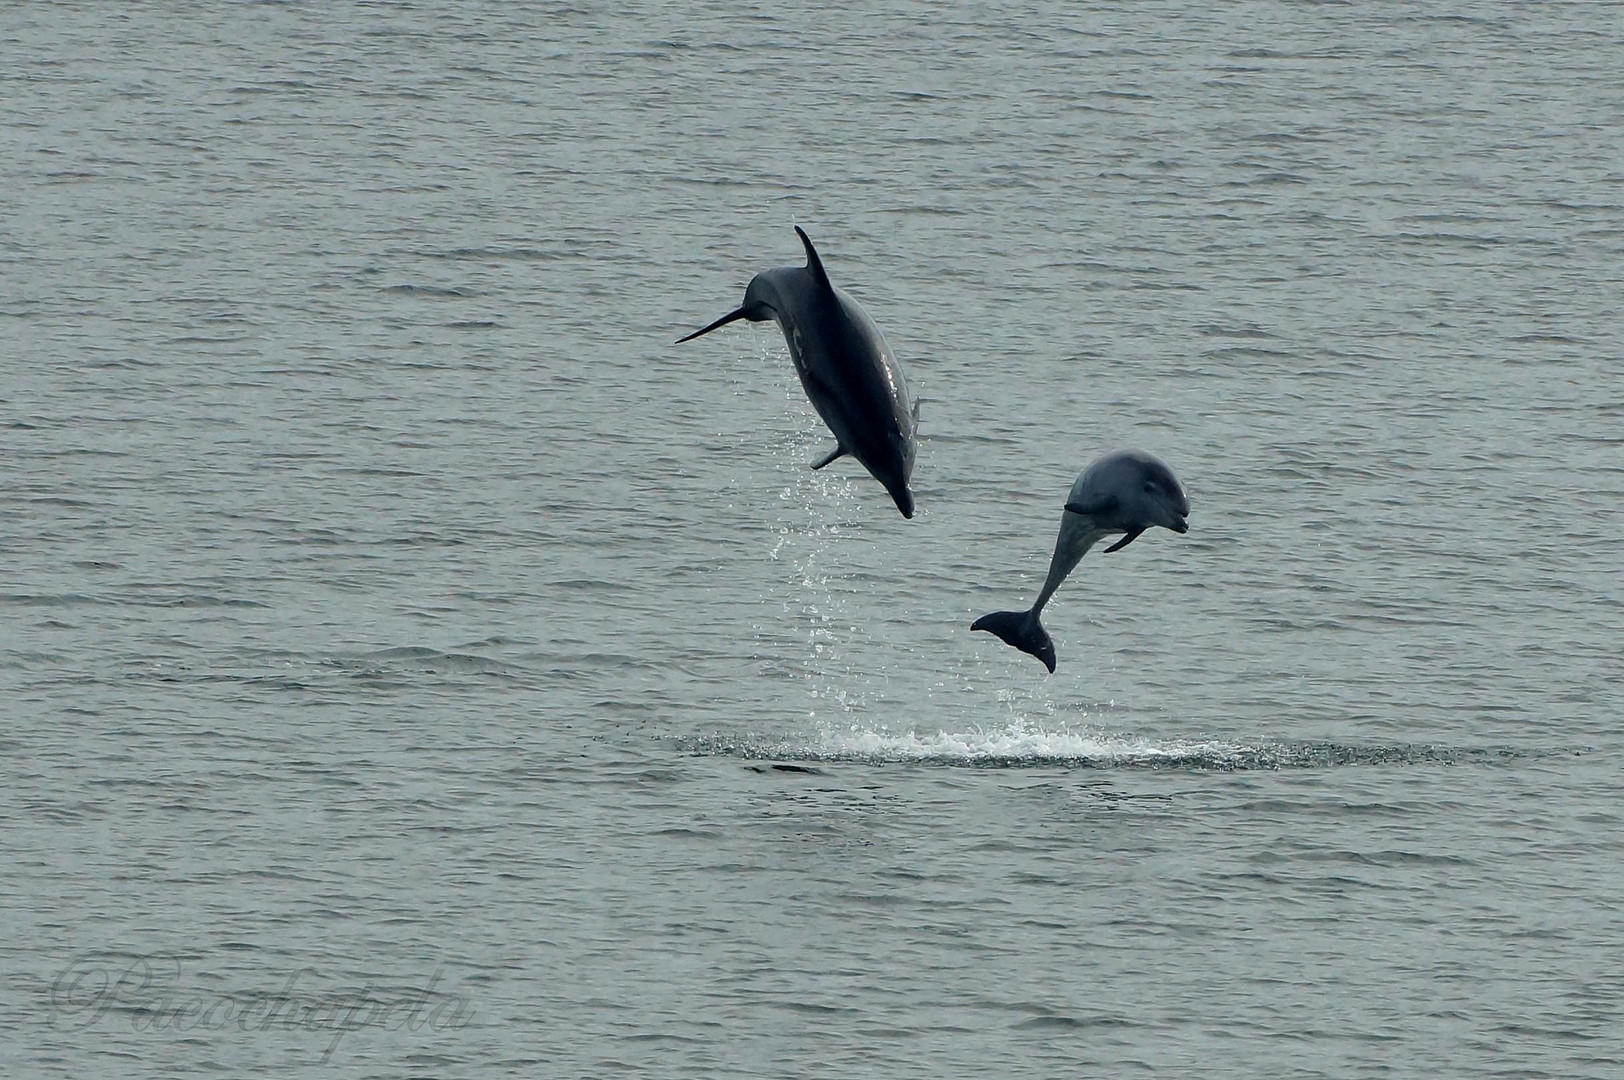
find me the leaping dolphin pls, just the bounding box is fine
[972,450,1190,672]
[677,227,919,519]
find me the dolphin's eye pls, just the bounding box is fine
[1143,481,1157,494]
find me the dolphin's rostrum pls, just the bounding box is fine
[972,450,1190,672]
[677,227,918,518]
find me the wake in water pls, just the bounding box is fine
[679,718,1556,771]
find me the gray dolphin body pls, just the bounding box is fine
[677,227,918,518]
[972,450,1190,672]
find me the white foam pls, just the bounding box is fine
[810,719,1243,765]
[684,726,1505,770]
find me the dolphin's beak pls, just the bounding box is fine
[1169,496,1190,534]
[675,306,749,344]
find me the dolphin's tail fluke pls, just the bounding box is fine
[970,608,1056,673]
[675,306,750,344]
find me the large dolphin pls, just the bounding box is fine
[676,227,919,518]
[972,450,1190,672]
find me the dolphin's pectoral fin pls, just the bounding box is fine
[1103,527,1146,553]
[810,445,846,470]
[1064,495,1117,518]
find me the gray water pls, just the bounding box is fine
[4,2,1623,1077]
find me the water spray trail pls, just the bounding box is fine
[738,336,875,721]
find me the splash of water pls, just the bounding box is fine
[680,717,1546,771]
[815,716,1237,764]
[744,334,877,718]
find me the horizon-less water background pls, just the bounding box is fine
[4,2,1623,1077]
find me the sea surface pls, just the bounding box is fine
[4,2,1623,1077]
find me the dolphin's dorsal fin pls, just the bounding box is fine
[794,226,832,290]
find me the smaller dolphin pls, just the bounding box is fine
[972,450,1190,672]
[676,227,918,518]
